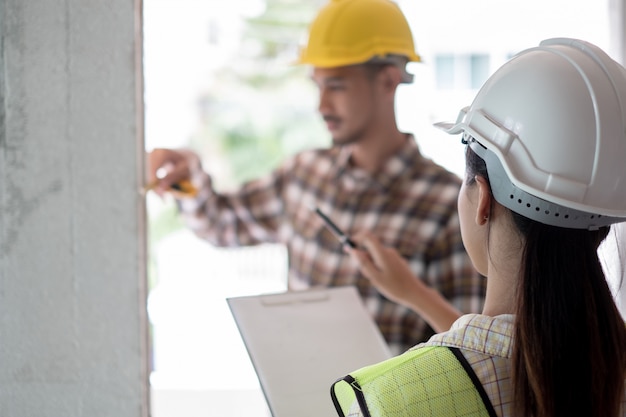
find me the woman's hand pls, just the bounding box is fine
[347,230,420,306]
[346,230,462,333]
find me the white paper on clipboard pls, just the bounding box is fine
[227,285,391,417]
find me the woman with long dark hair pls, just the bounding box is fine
[333,38,626,416]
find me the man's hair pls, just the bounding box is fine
[364,54,413,83]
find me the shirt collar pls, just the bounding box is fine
[422,313,515,358]
[332,134,422,191]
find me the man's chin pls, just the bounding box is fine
[331,135,356,146]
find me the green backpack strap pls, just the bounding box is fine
[447,347,498,417]
[330,346,497,417]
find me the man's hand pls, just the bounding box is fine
[146,148,201,198]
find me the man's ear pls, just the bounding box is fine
[474,176,492,225]
[379,65,402,93]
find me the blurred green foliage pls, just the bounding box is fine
[190,0,329,189]
[148,0,330,288]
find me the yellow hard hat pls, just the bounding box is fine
[296,0,421,68]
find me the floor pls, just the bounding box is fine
[151,387,271,417]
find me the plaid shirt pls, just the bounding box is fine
[179,135,485,354]
[424,314,516,416]
[424,314,626,416]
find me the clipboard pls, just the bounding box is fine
[227,285,391,417]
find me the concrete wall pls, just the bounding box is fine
[609,0,626,319]
[0,1,149,416]
[610,0,626,62]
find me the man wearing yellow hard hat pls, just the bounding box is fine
[148,0,485,355]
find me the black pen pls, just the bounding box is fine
[313,207,357,248]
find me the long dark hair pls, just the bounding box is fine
[465,146,626,417]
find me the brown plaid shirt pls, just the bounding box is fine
[180,136,485,354]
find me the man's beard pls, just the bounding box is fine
[331,130,365,147]
[326,117,366,146]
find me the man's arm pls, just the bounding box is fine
[147,147,288,247]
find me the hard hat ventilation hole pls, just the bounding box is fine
[505,194,611,227]
[479,142,622,229]
[507,194,607,226]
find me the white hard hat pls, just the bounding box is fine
[436,38,626,230]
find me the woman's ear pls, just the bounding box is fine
[474,176,492,225]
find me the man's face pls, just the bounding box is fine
[311,65,380,146]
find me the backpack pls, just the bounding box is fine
[331,345,497,417]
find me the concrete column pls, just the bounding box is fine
[607,0,626,319]
[0,1,149,416]
[609,0,626,62]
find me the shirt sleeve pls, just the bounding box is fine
[176,156,293,247]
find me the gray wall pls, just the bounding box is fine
[611,0,626,63]
[609,0,626,318]
[0,1,149,416]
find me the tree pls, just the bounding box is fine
[190,0,330,190]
